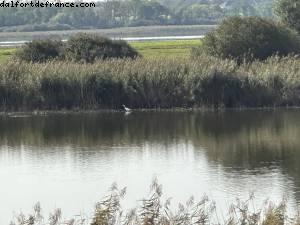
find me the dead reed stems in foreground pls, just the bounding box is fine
[9,179,300,225]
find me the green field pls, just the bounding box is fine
[0,39,201,62]
[131,39,201,57]
[0,48,16,62]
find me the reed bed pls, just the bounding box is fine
[9,180,300,225]
[1,55,300,111]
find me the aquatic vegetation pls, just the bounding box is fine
[9,180,299,225]
[1,55,300,110]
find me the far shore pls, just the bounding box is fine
[0,24,216,43]
[1,107,300,116]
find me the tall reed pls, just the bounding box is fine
[1,55,300,111]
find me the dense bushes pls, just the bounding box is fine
[196,17,300,63]
[276,0,300,33]
[15,33,139,63]
[1,55,300,111]
[64,33,139,63]
[16,40,63,63]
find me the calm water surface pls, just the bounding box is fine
[1,110,300,224]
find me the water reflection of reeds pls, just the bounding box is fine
[1,110,300,201]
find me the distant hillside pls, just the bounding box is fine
[158,0,274,17]
[0,0,275,32]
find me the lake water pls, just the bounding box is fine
[1,110,300,224]
[0,35,204,47]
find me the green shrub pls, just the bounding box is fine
[199,17,300,63]
[275,0,300,33]
[64,33,139,63]
[16,39,63,63]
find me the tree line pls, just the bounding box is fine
[0,0,274,31]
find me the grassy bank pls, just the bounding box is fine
[0,55,300,111]
[0,39,200,62]
[9,180,298,225]
[0,48,16,63]
[131,39,200,58]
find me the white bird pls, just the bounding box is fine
[122,104,132,112]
